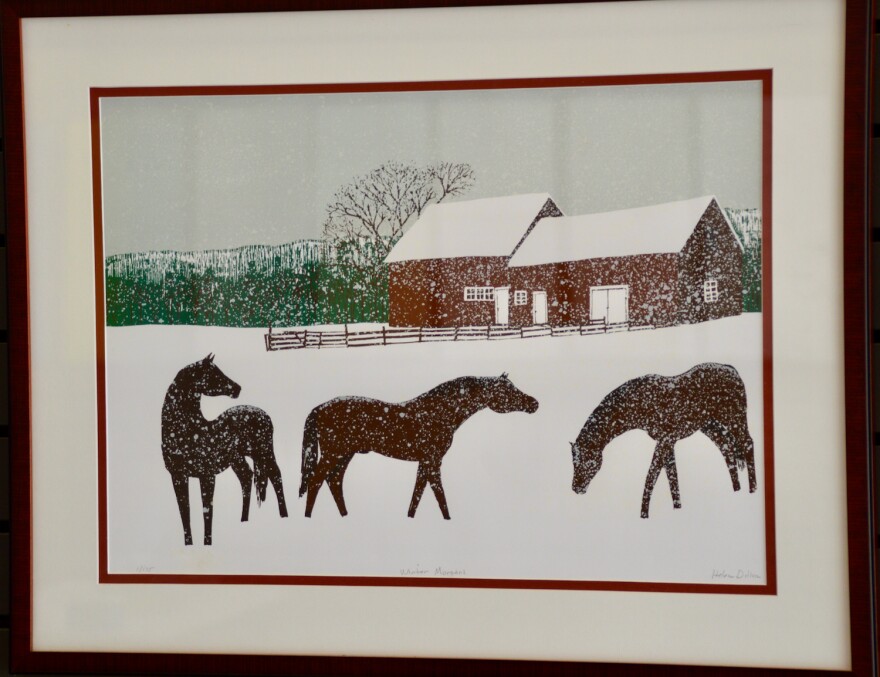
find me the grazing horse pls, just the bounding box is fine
[570,362,756,518]
[162,354,288,545]
[299,373,539,519]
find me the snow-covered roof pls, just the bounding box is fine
[509,195,737,267]
[385,193,557,263]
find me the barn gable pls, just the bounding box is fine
[507,195,732,266]
[505,195,743,329]
[385,193,562,263]
[385,194,563,327]
[677,199,743,323]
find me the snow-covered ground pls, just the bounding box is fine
[105,314,767,585]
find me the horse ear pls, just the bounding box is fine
[500,372,509,380]
[205,353,215,363]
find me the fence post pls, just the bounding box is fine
[345,323,349,347]
[418,326,422,342]
[382,326,387,345]
[303,329,308,348]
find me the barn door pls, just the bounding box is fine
[590,285,629,324]
[607,287,629,323]
[494,287,510,325]
[532,291,548,324]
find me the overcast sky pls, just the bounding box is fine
[99,79,763,256]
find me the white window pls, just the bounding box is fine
[464,286,494,301]
[703,279,719,303]
[514,290,527,305]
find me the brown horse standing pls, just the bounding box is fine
[162,354,288,545]
[570,362,756,518]
[299,374,539,519]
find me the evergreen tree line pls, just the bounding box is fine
[105,245,388,327]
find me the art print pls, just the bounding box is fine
[96,73,772,590]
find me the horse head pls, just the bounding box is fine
[187,353,241,399]
[486,373,539,414]
[571,439,602,494]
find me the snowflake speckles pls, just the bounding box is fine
[385,195,747,333]
[161,354,288,545]
[298,374,539,520]
[570,363,756,518]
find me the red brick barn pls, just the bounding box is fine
[507,196,743,328]
[385,194,563,327]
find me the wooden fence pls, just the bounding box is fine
[264,320,651,351]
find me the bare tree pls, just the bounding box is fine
[431,161,476,202]
[323,161,475,268]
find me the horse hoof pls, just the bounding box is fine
[280,507,289,518]
[640,511,649,519]
[184,538,193,546]
[204,537,212,546]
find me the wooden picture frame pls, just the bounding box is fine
[2,0,873,674]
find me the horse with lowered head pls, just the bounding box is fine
[570,362,756,518]
[162,354,288,545]
[299,373,539,520]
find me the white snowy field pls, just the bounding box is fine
[105,314,767,585]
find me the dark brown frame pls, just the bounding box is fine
[2,0,873,675]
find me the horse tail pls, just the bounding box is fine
[299,408,320,497]
[254,461,267,505]
[253,411,274,506]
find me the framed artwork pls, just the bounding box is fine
[4,0,874,674]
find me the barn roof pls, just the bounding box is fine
[384,193,558,263]
[508,195,740,267]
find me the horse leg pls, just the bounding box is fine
[642,441,670,518]
[725,403,758,493]
[702,421,740,492]
[199,474,216,546]
[663,452,681,509]
[230,457,254,522]
[327,453,355,517]
[170,472,193,546]
[270,461,289,518]
[407,464,429,518]
[304,454,335,517]
[426,465,451,520]
[743,434,757,493]
[734,414,758,493]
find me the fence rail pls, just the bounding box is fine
[264,320,648,351]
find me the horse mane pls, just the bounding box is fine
[171,359,202,388]
[577,377,655,451]
[410,375,488,403]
